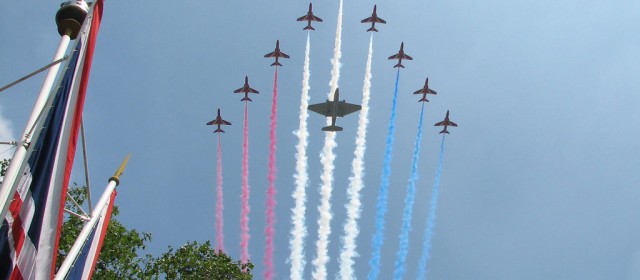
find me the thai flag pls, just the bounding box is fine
[0,1,103,279]
[65,190,116,280]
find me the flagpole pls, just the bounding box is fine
[54,155,130,280]
[0,1,89,222]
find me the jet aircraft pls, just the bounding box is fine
[414,78,437,102]
[264,40,290,66]
[308,88,362,131]
[434,110,457,134]
[234,76,259,101]
[297,3,323,30]
[388,42,413,68]
[361,5,386,32]
[207,108,232,133]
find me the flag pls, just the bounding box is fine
[0,1,103,279]
[65,190,115,280]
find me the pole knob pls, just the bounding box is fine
[55,1,89,39]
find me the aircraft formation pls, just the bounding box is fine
[206,3,458,133]
[204,3,459,280]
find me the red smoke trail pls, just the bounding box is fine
[216,133,224,252]
[264,68,279,280]
[240,102,250,263]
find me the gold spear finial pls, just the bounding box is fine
[109,154,130,186]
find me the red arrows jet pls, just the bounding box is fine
[361,5,386,32]
[413,78,437,102]
[207,108,232,133]
[234,76,259,102]
[434,110,458,134]
[297,3,323,31]
[388,42,413,68]
[264,40,290,67]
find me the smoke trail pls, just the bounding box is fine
[216,133,225,252]
[240,102,250,263]
[416,135,446,280]
[312,0,343,279]
[368,68,401,280]
[264,67,279,280]
[393,103,426,279]
[339,34,373,280]
[290,33,311,280]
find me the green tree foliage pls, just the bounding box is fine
[147,241,253,280]
[1,161,252,279]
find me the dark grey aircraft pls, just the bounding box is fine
[434,110,458,134]
[207,109,231,133]
[414,78,437,102]
[308,88,361,131]
[361,5,386,32]
[234,76,259,101]
[388,42,413,68]
[297,3,323,30]
[264,40,290,66]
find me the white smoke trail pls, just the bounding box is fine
[312,0,343,279]
[290,33,311,280]
[338,34,373,280]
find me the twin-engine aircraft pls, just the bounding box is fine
[361,5,386,32]
[308,88,362,132]
[388,42,413,68]
[297,3,323,30]
[434,110,457,134]
[234,76,259,102]
[264,40,290,67]
[207,109,231,133]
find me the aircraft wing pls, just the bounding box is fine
[206,120,216,125]
[413,89,424,94]
[361,16,374,23]
[280,52,290,58]
[234,87,244,93]
[308,102,330,116]
[312,15,323,22]
[249,87,259,93]
[377,18,387,24]
[264,51,276,58]
[449,121,458,127]
[297,15,308,21]
[337,102,362,117]
[388,53,401,59]
[434,120,445,126]
[222,120,231,125]
[430,89,438,95]
[401,54,413,60]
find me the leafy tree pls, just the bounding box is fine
[2,161,253,279]
[147,241,253,280]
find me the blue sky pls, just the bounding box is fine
[2,0,640,279]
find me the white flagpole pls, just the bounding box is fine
[54,155,130,280]
[0,1,89,222]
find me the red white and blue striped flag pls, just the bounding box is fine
[0,1,103,279]
[65,190,115,280]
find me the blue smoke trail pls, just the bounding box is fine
[416,135,446,280]
[393,103,426,280]
[368,68,401,280]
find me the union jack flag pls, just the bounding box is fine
[0,1,103,279]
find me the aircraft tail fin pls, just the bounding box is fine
[367,26,378,32]
[322,125,343,132]
[271,61,282,67]
[394,62,405,68]
[304,25,315,31]
[241,97,252,102]
[215,128,225,133]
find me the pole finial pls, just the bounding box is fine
[109,154,131,186]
